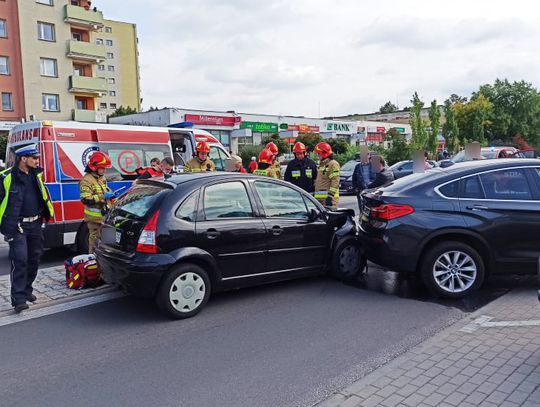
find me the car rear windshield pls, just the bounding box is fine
[379,168,447,192]
[113,184,171,219]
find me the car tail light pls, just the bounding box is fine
[136,210,160,253]
[371,204,414,221]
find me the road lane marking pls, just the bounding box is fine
[0,291,125,327]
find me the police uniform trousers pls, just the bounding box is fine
[9,220,44,306]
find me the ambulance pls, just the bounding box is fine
[5,120,231,251]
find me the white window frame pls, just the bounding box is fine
[108,78,115,84]
[106,39,113,46]
[105,26,112,33]
[0,19,7,38]
[110,103,117,109]
[37,0,54,5]
[109,90,116,97]
[37,22,55,42]
[107,65,115,72]
[0,56,9,75]
[107,52,114,59]
[42,93,60,112]
[98,64,105,71]
[40,58,58,77]
[2,92,13,111]
[96,38,103,45]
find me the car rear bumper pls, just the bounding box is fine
[95,245,176,298]
[358,229,418,273]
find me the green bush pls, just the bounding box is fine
[262,134,289,155]
[296,133,323,152]
[238,144,264,167]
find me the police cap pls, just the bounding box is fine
[15,144,40,157]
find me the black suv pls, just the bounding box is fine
[360,159,540,298]
[96,173,363,318]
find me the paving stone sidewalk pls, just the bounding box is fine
[0,264,112,314]
[317,288,540,407]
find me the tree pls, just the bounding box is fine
[326,138,349,155]
[409,92,428,151]
[442,99,460,154]
[108,105,138,119]
[427,100,441,157]
[0,133,7,164]
[453,95,493,144]
[296,133,323,152]
[262,134,288,155]
[448,93,468,104]
[384,128,410,165]
[474,79,540,147]
[378,101,398,114]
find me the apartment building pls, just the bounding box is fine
[0,0,140,136]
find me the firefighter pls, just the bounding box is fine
[284,142,318,193]
[265,141,282,179]
[314,142,340,208]
[0,144,54,313]
[184,141,216,172]
[79,151,113,253]
[253,148,280,178]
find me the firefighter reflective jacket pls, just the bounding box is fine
[284,157,318,193]
[79,172,111,221]
[314,158,340,207]
[0,167,54,234]
[184,157,216,173]
[271,161,282,179]
[253,166,281,179]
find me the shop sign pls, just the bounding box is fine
[366,134,384,142]
[240,121,278,133]
[0,121,20,131]
[185,114,240,127]
[325,122,354,133]
[376,126,386,133]
[394,127,406,133]
[279,123,289,130]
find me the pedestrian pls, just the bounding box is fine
[284,142,318,192]
[265,141,282,179]
[424,152,433,170]
[367,155,395,189]
[253,148,281,178]
[352,150,375,209]
[314,142,340,208]
[135,157,161,179]
[248,156,258,173]
[79,151,114,254]
[231,155,247,173]
[184,141,216,172]
[0,144,54,313]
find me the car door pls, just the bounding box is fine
[195,180,267,280]
[459,167,540,273]
[252,180,329,273]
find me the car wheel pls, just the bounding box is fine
[421,241,485,299]
[156,263,211,319]
[332,239,366,282]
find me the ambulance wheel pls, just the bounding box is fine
[156,263,211,319]
[76,223,89,254]
[332,239,366,282]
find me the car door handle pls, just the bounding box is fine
[205,229,220,239]
[271,226,283,236]
[466,205,489,211]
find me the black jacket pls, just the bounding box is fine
[0,166,48,236]
[284,157,318,192]
[368,169,395,189]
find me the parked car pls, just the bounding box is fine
[96,173,364,318]
[339,160,359,194]
[517,149,538,159]
[359,159,540,298]
[389,160,439,179]
[439,146,520,168]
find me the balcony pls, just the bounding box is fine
[66,40,106,62]
[69,76,107,95]
[64,5,104,30]
[73,109,107,123]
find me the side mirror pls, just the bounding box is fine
[308,209,319,222]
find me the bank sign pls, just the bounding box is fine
[240,121,278,133]
[324,121,356,134]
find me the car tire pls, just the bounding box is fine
[156,263,211,319]
[421,241,485,299]
[332,238,366,282]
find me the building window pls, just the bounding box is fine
[37,0,54,5]
[110,103,117,109]
[70,0,80,5]
[40,58,58,77]
[0,19,6,38]
[42,94,60,111]
[108,78,115,84]
[96,38,103,45]
[98,64,105,71]
[105,26,112,33]
[106,39,113,46]
[37,22,55,42]
[107,65,114,72]
[107,52,114,59]
[0,56,9,75]
[72,32,82,41]
[76,98,87,110]
[99,102,107,109]
[109,91,116,96]
[2,93,13,111]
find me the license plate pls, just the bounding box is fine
[115,231,121,244]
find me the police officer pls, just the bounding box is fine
[184,141,216,172]
[284,142,318,192]
[265,141,282,179]
[79,151,113,254]
[314,142,340,208]
[253,148,281,178]
[0,144,54,313]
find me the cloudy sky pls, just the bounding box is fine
[102,0,540,117]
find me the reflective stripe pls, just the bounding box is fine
[314,191,328,199]
[84,208,103,217]
[292,170,301,178]
[305,169,313,178]
[253,169,268,176]
[0,171,12,227]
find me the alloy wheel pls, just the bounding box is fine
[339,244,361,277]
[169,272,206,313]
[432,250,477,293]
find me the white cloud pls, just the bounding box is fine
[101,0,540,116]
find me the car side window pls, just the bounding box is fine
[479,169,533,200]
[401,162,413,170]
[203,182,253,220]
[175,191,198,222]
[438,180,459,198]
[209,146,225,171]
[461,176,484,199]
[254,181,309,219]
[303,195,320,213]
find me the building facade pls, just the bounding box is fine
[0,0,140,137]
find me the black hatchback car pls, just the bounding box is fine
[96,173,364,318]
[360,159,540,298]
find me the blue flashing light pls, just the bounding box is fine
[168,122,194,128]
